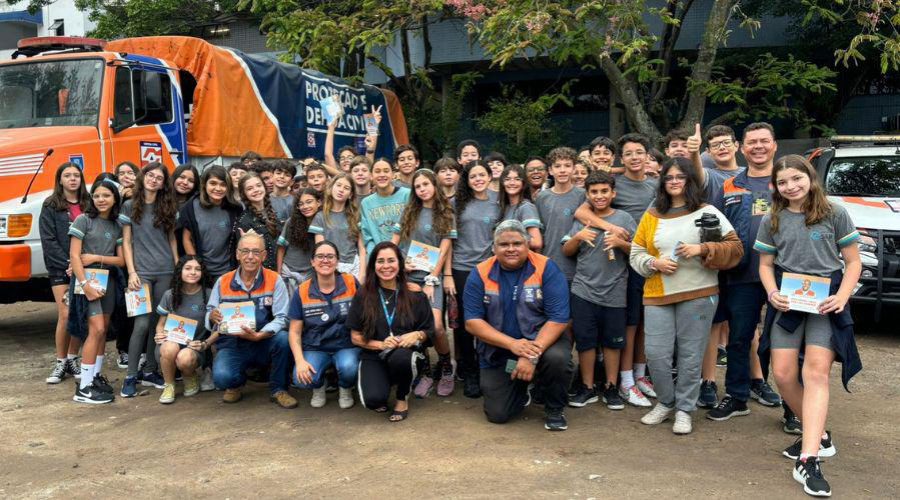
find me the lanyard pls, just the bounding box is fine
[378,288,398,336]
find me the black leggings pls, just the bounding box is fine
[452,268,479,378]
[357,348,424,410]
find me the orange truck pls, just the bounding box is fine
[0,36,408,302]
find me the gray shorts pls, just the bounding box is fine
[87,289,117,317]
[769,311,834,351]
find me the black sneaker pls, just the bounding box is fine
[93,374,114,394]
[568,384,599,408]
[782,404,803,435]
[601,383,625,410]
[716,347,727,367]
[66,357,82,380]
[544,408,568,431]
[698,380,718,409]
[706,395,750,421]
[793,457,832,497]
[46,360,67,384]
[750,379,782,407]
[463,374,482,399]
[783,431,836,460]
[73,383,114,404]
[116,351,128,369]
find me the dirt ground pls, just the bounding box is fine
[0,301,898,499]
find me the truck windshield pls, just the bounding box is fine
[0,59,102,129]
[827,156,900,197]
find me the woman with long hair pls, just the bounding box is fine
[392,169,457,397]
[153,255,214,404]
[237,172,280,270]
[69,179,125,404]
[498,164,543,251]
[289,240,360,409]
[310,174,365,279]
[41,162,90,384]
[630,157,743,434]
[179,165,241,284]
[451,160,500,398]
[120,162,179,397]
[757,155,861,497]
[348,242,434,422]
[276,188,322,289]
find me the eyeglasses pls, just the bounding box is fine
[238,249,264,256]
[144,173,165,182]
[663,174,688,183]
[709,139,735,150]
[314,254,337,261]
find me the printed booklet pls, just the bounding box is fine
[74,269,109,295]
[319,94,344,126]
[164,314,197,345]
[125,284,151,317]
[406,240,440,273]
[220,300,256,334]
[780,272,831,314]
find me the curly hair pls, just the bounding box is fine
[287,188,322,250]
[399,169,455,242]
[170,254,210,311]
[322,174,361,241]
[238,172,279,237]
[131,162,177,232]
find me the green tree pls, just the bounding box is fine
[477,85,572,161]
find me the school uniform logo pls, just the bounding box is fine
[218,220,228,228]
[424,224,433,231]
[563,208,573,216]
[482,216,491,224]
[191,304,201,312]
[104,231,112,239]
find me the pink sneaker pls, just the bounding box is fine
[636,376,657,398]
[414,376,434,399]
[436,372,456,397]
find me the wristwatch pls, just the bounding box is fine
[424,275,440,286]
[529,355,540,366]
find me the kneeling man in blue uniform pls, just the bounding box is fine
[464,220,573,431]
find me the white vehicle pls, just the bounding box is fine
[809,136,900,320]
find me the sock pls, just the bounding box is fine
[67,353,77,360]
[800,453,815,462]
[79,365,94,389]
[633,363,646,379]
[95,355,104,375]
[822,432,829,441]
[717,344,726,350]
[56,357,65,363]
[620,370,635,390]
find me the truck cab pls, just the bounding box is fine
[0,37,187,298]
[808,136,900,320]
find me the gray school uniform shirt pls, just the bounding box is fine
[563,210,637,308]
[754,204,859,276]
[192,198,233,276]
[502,200,542,229]
[68,214,122,257]
[270,194,294,223]
[535,186,584,281]
[119,200,174,276]
[309,210,359,265]
[452,193,500,272]
[277,217,313,277]
[612,174,658,226]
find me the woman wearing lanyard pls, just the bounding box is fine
[348,242,435,422]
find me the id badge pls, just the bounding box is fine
[505,358,517,374]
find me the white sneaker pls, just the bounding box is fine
[310,387,327,408]
[673,410,692,434]
[636,376,657,398]
[200,367,215,392]
[641,403,674,425]
[338,387,354,409]
[621,385,652,407]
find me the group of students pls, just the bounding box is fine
[39,119,860,497]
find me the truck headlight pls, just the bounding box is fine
[0,214,33,238]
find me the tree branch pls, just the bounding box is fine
[651,0,696,103]
[600,55,662,144]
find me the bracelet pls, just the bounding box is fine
[768,290,779,302]
[443,274,452,277]
[366,149,375,154]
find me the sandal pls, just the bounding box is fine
[389,409,409,422]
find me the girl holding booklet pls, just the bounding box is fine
[755,155,861,498]
[237,172,280,270]
[69,179,125,404]
[41,162,90,385]
[498,164,543,251]
[120,162,178,398]
[277,188,322,289]
[309,174,365,279]
[392,169,457,398]
[154,255,214,404]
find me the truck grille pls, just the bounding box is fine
[0,153,45,177]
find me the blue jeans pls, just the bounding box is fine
[213,330,292,395]
[292,347,361,389]
[725,282,769,402]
